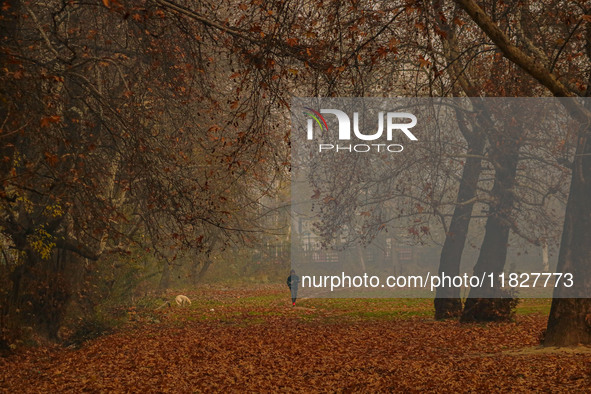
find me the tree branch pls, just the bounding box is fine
[454,0,573,98]
[55,239,99,261]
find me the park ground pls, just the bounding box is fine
[1,286,590,392]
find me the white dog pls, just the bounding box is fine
[175,295,192,306]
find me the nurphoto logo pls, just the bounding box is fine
[304,108,417,153]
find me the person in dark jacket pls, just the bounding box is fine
[287,269,300,306]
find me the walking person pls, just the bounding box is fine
[287,269,300,307]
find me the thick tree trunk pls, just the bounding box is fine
[435,132,485,319]
[192,258,213,286]
[455,0,591,343]
[544,125,591,345]
[461,137,520,322]
[431,10,488,319]
[545,299,591,345]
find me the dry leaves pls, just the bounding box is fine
[0,288,590,392]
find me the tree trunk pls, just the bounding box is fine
[357,245,367,273]
[192,258,213,286]
[454,0,591,344]
[461,136,520,322]
[435,131,485,319]
[541,240,549,272]
[544,122,591,345]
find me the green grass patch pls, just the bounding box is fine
[515,299,551,315]
[128,286,553,331]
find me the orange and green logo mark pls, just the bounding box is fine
[303,107,328,133]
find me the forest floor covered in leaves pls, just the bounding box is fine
[1,286,590,392]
